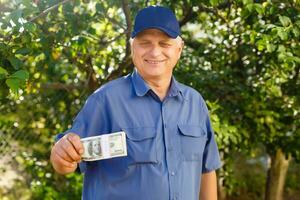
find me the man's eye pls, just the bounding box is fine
[161,43,171,47]
[139,42,150,45]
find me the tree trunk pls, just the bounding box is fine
[265,148,291,200]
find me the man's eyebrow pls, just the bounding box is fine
[139,39,151,41]
[160,39,172,43]
[136,38,151,42]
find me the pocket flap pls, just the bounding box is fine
[124,127,156,141]
[178,124,206,138]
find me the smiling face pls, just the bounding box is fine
[131,29,184,82]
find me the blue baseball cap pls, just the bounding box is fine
[131,6,180,38]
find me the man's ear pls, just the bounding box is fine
[130,38,134,57]
[178,40,184,58]
[181,40,185,49]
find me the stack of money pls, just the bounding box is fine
[81,131,127,161]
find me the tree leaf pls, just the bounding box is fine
[6,78,21,93]
[254,3,264,15]
[292,27,300,37]
[210,0,219,6]
[0,43,7,51]
[10,70,29,80]
[8,10,22,24]
[22,6,39,18]
[256,39,265,51]
[279,15,292,27]
[288,56,300,64]
[96,3,104,13]
[266,43,276,53]
[24,22,37,33]
[8,57,23,69]
[242,0,253,5]
[246,3,254,12]
[277,27,288,40]
[0,67,8,75]
[15,48,31,55]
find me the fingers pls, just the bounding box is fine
[60,133,83,162]
[50,133,84,174]
[67,134,84,155]
[52,148,78,169]
[54,143,75,163]
[52,133,83,163]
[51,149,78,174]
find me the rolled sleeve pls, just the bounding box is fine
[201,105,222,173]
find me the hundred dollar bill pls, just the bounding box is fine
[80,131,127,161]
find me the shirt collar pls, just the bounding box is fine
[168,76,183,98]
[131,68,151,97]
[131,68,186,100]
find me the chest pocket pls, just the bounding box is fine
[178,124,207,161]
[124,127,158,165]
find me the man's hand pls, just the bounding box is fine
[50,133,84,175]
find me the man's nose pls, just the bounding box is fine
[148,45,162,57]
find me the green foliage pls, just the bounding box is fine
[17,152,82,200]
[5,70,29,93]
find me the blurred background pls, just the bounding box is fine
[0,0,299,199]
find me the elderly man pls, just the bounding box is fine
[50,5,221,200]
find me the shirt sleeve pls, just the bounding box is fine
[64,94,107,138]
[201,103,222,173]
[54,93,107,173]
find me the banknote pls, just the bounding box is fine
[81,131,127,161]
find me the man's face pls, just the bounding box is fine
[131,29,183,81]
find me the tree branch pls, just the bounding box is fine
[29,0,72,22]
[179,6,198,27]
[198,4,227,23]
[292,65,299,84]
[40,82,83,92]
[105,56,133,82]
[179,4,227,27]
[122,0,132,57]
[102,0,133,83]
[104,15,126,30]
[85,54,99,91]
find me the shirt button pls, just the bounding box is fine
[170,171,175,176]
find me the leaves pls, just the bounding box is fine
[24,22,37,33]
[279,15,292,27]
[15,48,31,55]
[266,43,276,53]
[4,70,29,93]
[0,67,8,75]
[292,27,300,37]
[8,10,22,24]
[5,78,22,93]
[277,27,289,40]
[254,3,264,15]
[8,57,23,69]
[10,70,29,80]
[209,0,220,6]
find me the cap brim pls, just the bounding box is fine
[131,26,179,38]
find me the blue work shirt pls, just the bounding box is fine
[60,69,221,200]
